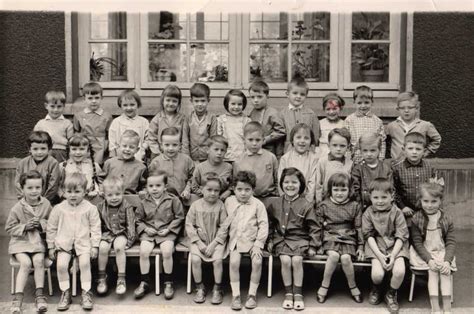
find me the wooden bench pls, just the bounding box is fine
[266,254,371,297]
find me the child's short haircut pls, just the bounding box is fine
[190,83,210,99]
[45,90,66,105]
[64,172,88,190]
[322,93,345,109]
[288,76,309,94]
[160,84,182,110]
[243,121,264,137]
[102,176,125,192]
[359,132,382,149]
[397,91,419,106]
[28,131,53,150]
[148,170,168,185]
[19,170,43,188]
[207,135,229,149]
[202,171,223,189]
[249,80,269,96]
[290,123,316,146]
[368,177,393,194]
[328,127,351,145]
[120,129,140,145]
[160,126,180,140]
[83,82,103,96]
[418,181,444,202]
[117,90,142,108]
[404,131,426,147]
[279,167,306,195]
[223,89,247,112]
[233,170,256,189]
[353,85,373,101]
[326,172,352,199]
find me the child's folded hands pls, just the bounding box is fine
[144,227,158,236]
[205,241,217,257]
[307,247,317,257]
[48,248,56,261]
[91,247,99,259]
[197,241,207,255]
[157,228,170,236]
[250,246,262,260]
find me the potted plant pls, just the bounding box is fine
[90,52,127,82]
[351,13,389,82]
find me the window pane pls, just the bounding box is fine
[250,13,288,40]
[148,12,185,40]
[292,43,330,82]
[352,12,390,40]
[148,43,187,82]
[249,44,288,82]
[351,43,389,82]
[90,12,127,39]
[90,43,127,82]
[190,44,228,82]
[291,12,330,40]
[189,13,229,40]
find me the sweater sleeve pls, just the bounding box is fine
[409,216,433,263]
[5,204,27,237]
[185,204,200,243]
[214,203,229,245]
[425,122,442,156]
[89,205,102,248]
[253,202,269,249]
[135,202,149,235]
[167,197,185,236]
[44,160,61,202]
[145,115,161,155]
[378,119,386,160]
[180,117,190,156]
[46,206,60,249]
[266,111,286,144]
[315,160,324,204]
[108,119,119,156]
[443,215,456,263]
[125,203,137,247]
[305,204,319,250]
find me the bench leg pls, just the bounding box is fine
[47,268,53,296]
[267,255,273,298]
[155,254,160,295]
[187,253,192,294]
[409,273,415,302]
[451,274,454,303]
[11,267,15,295]
[72,258,77,297]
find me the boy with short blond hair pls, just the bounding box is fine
[278,77,320,155]
[34,90,74,162]
[233,122,279,201]
[344,85,386,163]
[73,82,113,165]
[386,91,441,161]
[248,80,286,156]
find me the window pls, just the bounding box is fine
[76,12,404,96]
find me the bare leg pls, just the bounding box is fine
[56,252,72,291]
[98,241,112,272]
[78,254,92,292]
[279,255,292,287]
[13,253,33,293]
[113,236,128,274]
[139,241,155,275]
[191,254,203,283]
[229,251,241,297]
[320,250,340,293]
[213,259,223,284]
[428,270,441,312]
[31,253,45,289]
[159,241,175,274]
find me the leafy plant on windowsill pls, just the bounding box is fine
[148,22,183,81]
[90,52,127,82]
[351,13,389,81]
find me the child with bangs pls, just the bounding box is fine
[278,123,319,202]
[34,90,73,162]
[145,84,190,159]
[108,90,149,162]
[315,172,364,304]
[318,93,346,158]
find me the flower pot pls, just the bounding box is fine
[361,69,385,82]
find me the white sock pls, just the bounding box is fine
[59,280,70,291]
[230,281,240,297]
[81,281,91,292]
[248,281,259,296]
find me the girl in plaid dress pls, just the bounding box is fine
[315,172,364,304]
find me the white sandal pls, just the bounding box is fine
[282,293,293,309]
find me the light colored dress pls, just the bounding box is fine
[216,114,251,162]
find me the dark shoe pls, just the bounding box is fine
[316,286,328,303]
[57,289,72,311]
[97,276,108,295]
[231,295,242,311]
[245,294,257,309]
[164,282,175,300]
[35,295,48,312]
[194,288,206,303]
[116,278,127,295]
[134,281,149,299]
[368,285,382,305]
[349,286,363,303]
[385,289,399,313]
[81,290,94,311]
[11,300,22,314]
[211,287,223,305]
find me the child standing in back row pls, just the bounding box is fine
[344,85,386,163]
[217,89,251,162]
[278,77,320,155]
[188,83,218,163]
[73,82,113,165]
[145,84,190,159]
[33,90,74,162]
[248,80,286,156]
[318,93,346,158]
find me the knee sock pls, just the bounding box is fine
[248,282,259,296]
[195,281,205,290]
[13,292,24,303]
[141,273,150,284]
[163,272,173,283]
[293,285,302,295]
[284,285,293,294]
[430,295,441,311]
[213,283,222,291]
[230,281,240,297]
[98,271,106,279]
[118,272,126,280]
[35,287,44,297]
[442,295,451,312]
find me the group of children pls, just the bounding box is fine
[6,77,454,314]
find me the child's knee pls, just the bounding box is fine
[340,254,352,266]
[161,247,173,258]
[114,242,126,254]
[19,258,32,270]
[213,259,223,268]
[280,255,291,268]
[372,268,385,283]
[32,256,44,269]
[251,257,262,269]
[327,251,340,262]
[291,256,303,267]
[392,265,405,279]
[79,256,91,269]
[191,254,202,265]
